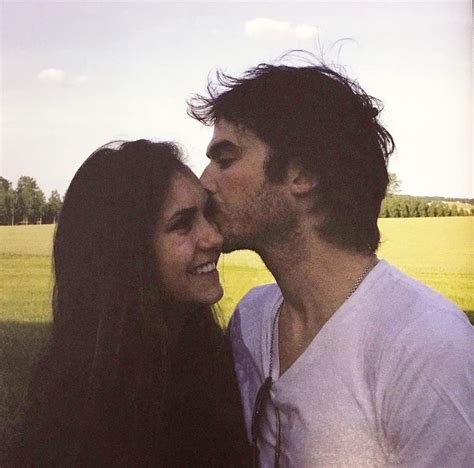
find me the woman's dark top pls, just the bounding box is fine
[6,308,250,467]
[162,310,250,467]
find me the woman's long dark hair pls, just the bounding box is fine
[10,140,249,466]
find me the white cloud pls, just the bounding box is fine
[70,74,88,86]
[244,18,318,41]
[294,24,318,40]
[245,18,291,41]
[37,69,88,86]
[37,68,65,83]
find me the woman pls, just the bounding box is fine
[10,140,250,466]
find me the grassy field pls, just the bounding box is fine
[1,219,473,324]
[0,218,473,449]
[218,217,474,322]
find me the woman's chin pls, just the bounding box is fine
[197,284,224,306]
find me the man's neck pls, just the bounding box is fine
[258,233,377,334]
[257,233,377,375]
[259,236,375,314]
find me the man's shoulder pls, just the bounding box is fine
[366,261,473,363]
[348,260,473,372]
[369,260,470,331]
[228,283,280,335]
[227,284,280,371]
[237,282,280,311]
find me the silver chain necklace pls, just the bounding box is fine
[271,256,379,369]
[266,256,378,467]
[345,256,378,300]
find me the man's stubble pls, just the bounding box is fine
[219,180,298,254]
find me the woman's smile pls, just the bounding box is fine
[154,170,224,304]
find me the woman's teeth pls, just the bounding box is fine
[192,262,216,275]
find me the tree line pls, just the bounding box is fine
[381,173,473,218]
[0,176,62,225]
[380,195,473,218]
[0,173,472,225]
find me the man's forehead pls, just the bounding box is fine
[209,118,258,148]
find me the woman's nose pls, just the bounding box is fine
[199,220,223,250]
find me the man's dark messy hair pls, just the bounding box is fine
[188,52,395,253]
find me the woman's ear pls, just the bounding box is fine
[286,164,318,196]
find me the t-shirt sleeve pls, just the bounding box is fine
[226,284,280,444]
[377,313,474,467]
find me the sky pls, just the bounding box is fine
[1,0,472,199]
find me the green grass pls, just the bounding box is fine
[2,219,472,324]
[0,321,51,452]
[0,219,473,450]
[377,218,473,316]
[217,218,474,323]
[0,225,54,257]
[0,255,53,322]
[0,226,55,450]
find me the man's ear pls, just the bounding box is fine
[287,165,318,196]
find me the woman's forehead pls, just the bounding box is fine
[164,171,206,210]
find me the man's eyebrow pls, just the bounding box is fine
[206,139,238,160]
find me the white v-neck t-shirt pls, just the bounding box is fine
[229,260,474,467]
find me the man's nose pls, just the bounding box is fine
[200,164,215,193]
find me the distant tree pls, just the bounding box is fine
[0,177,12,224]
[16,176,42,224]
[378,195,472,218]
[0,177,9,194]
[392,204,401,218]
[379,205,389,218]
[44,190,63,224]
[420,201,429,217]
[439,203,449,217]
[426,202,436,217]
[405,198,418,217]
[411,200,421,217]
[387,172,402,195]
[380,197,392,217]
[32,189,46,223]
[429,201,447,217]
[379,198,389,217]
[402,202,410,218]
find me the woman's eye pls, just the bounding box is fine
[169,217,192,233]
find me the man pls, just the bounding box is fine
[188,58,474,467]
